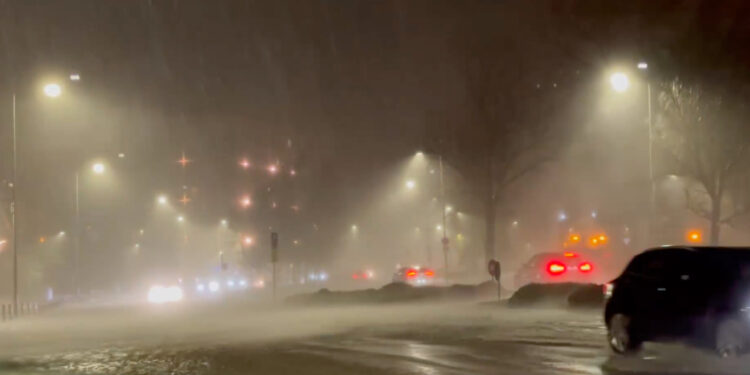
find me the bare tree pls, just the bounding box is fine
[658,78,750,244]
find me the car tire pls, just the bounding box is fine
[716,317,746,358]
[608,313,641,354]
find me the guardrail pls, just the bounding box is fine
[1,303,39,321]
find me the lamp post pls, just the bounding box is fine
[10,82,64,316]
[610,62,655,241]
[414,151,449,283]
[73,162,107,295]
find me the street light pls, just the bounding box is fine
[10,82,66,315]
[43,83,62,98]
[157,195,168,205]
[609,72,629,92]
[609,63,655,243]
[405,180,416,190]
[414,150,450,282]
[177,215,185,223]
[73,161,107,296]
[92,163,105,174]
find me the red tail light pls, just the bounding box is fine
[352,273,360,279]
[406,269,418,278]
[423,269,435,277]
[579,262,593,273]
[547,261,566,275]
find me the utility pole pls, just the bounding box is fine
[11,94,18,316]
[439,155,449,284]
[74,172,81,295]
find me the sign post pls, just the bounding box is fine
[488,259,501,302]
[271,232,278,301]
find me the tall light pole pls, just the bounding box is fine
[73,162,106,295]
[438,155,449,284]
[10,82,63,316]
[11,94,17,316]
[415,151,450,283]
[610,62,655,242]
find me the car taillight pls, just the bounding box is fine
[406,269,418,278]
[579,262,593,273]
[603,283,614,299]
[423,269,435,277]
[352,273,360,279]
[547,261,566,275]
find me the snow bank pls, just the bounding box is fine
[508,283,603,308]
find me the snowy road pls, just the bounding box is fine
[1,301,749,374]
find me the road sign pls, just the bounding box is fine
[488,259,501,281]
[488,259,502,301]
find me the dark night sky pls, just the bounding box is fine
[1,0,750,295]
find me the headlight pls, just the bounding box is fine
[208,281,220,293]
[147,285,183,304]
[196,283,205,292]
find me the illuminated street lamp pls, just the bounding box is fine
[92,162,105,174]
[239,195,252,208]
[609,72,629,92]
[220,219,228,226]
[10,79,68,314]
[43,83,62,98]
[609,63,655,241]
[267,164,279,175]
[405,180,416,190]
[73,160,107,297]
[243,236,254,246]
[177,215,185,223]
[157,195,168,206]
[239,158,251,169]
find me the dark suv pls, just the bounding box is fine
[605,246,750,357]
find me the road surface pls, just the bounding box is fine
[1,301,748,374]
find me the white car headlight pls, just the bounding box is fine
[148,285,183,304]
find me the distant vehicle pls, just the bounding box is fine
[392,266,436,285]
[605,247,750,357]
[351,269,376,281]
[514,252,598,287]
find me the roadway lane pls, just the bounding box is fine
[0,301,748,374]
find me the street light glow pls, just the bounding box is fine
[58,231,66,237]
[239,158,251,169]
[220,219,228,226]
[267,164,279,175]
[43,83,62,98]
[243,236,254,246]
[69,73,81,81]
[157,195,168,205]
[415,151,424,157]
[637,62,648,70]
[405,180,416,190]
[610,72,629,92]
[92,163,106,174]
[177,215,184,223]
[239,195,252,208]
